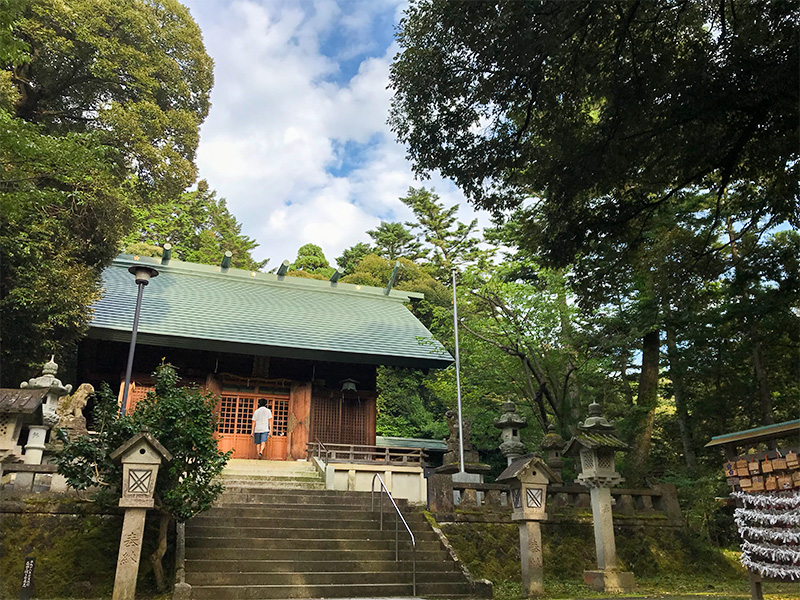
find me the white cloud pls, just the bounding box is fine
[183,0,489,269]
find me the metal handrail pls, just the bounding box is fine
[371,473,416,595]
[311,436,330,463]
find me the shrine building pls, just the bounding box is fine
[78,253,453,461]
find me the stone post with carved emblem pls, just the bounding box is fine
[109,431,172,600]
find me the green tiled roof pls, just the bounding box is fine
[89,255,454,369]
[375,436,448,451]
[705,419,800,448]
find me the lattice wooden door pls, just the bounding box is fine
[119,382,155,415]
[310,394,367,446]
[215,393,289,460]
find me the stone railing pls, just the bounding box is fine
[308,443,428,503]
[428,476,683,527]
[0,462,60,493]
[547,483,683,526]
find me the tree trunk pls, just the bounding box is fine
[150,512,171,591]
[618,353,635,406]
[750,322,774,425]
[727,216,773,426]
[522,359,550,429]
[666,324,697,473]
[630,329,660,479]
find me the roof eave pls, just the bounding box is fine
[87,327,454,370]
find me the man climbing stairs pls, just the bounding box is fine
[183,460,485,599]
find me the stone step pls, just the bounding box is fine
[214,493,398,507]
[204,503,416,518]
[222,459,316,471]
[183,558,457,574]
[185,525,440,543]
[185,536,445,553]
[187,569,466,586]
[184,478,478,599]
[190,581,473,599]
[220,472,323,482]
[220,480,326,491]
[217,487,378,498]
[193,511,428,527]
[221,466,323,474]
[189,516,388,530]
[185,547,448,563]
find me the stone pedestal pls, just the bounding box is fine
[584,569,636,593]
[427,473,454,513]
[113,508,147,600]
[589,486,617,569]
[519,520,544,596]
[17,425,49,489]
[584,486,635,592]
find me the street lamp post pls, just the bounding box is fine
[119,265,158,416]
[451,267,465,474]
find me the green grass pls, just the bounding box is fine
[490,574,799,600]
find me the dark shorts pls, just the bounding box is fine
[254,431,269,444]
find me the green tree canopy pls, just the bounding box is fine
[10,0,212,198]
[288,243,335,280]
[124,180,267,271]
[390,0,799,265]
[0,0,213,385]
[367,221,426,261]
[401,187,481,277]
[336,242,372,276]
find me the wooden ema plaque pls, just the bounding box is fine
[722,448,800,493]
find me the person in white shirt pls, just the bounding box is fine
[252,398,273,459]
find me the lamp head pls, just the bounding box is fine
[128,265,159,285]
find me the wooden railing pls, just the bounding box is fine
[307,442,424,465]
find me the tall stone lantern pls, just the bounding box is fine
[109,430,172,600]
[564,402,635,592]
[20,356,72,428]
[540,424,566,480]
[494,401,528,465]
[497,455,559,596]
[17,357,72,487]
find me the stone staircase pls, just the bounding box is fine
[184,460,482,599]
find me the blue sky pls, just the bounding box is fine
[181,0,485,268]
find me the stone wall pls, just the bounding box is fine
[0,495,169,598]
[435,518,741,581]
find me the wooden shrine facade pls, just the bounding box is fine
[82,255,451,461]
[79,337,379,460]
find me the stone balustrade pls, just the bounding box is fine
[428,477,683,528]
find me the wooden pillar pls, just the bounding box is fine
[288,383,312,460]
[365,394,377,446]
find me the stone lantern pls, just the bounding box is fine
[540,424,566,480]
[14,357,72,487]
[494,401,528,465]
[497,455,560,596]
[20,356,72,428]
[564,402,634,593]
[109,430,172,600]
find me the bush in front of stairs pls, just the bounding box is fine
[54,363,230,591]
